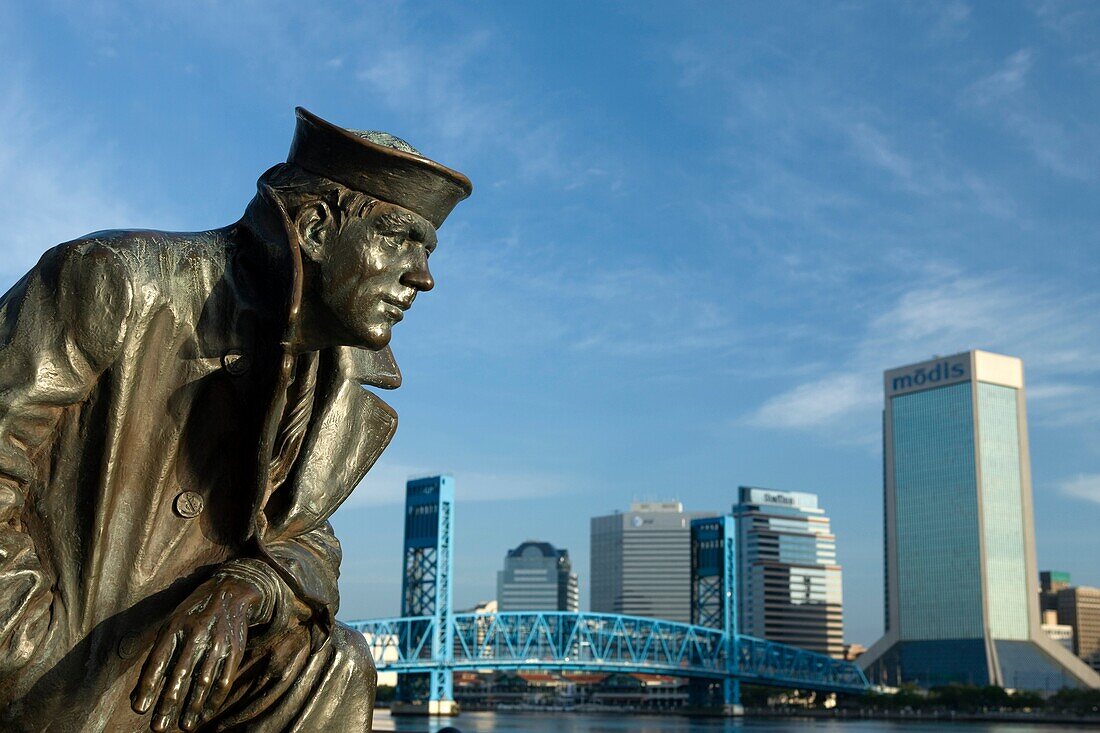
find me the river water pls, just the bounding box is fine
[372,711,1100,732]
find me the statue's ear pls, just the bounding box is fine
[295,201,333,256]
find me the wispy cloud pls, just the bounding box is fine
[928,1,972,41]
[1060,473,1100,505]
[750,373,876,431]
[1032,0,1100,38]
[36,1,624,193]
[969,48,1034,105]
[347,460,578,508]
[407,229,749,369]
[352,18,622,189]
[847,122,916,184]
[965,48,1096,180]
[841,119,1012,215]
[748,270,1100,435]
[0,85,147,284]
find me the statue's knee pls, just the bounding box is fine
[332,624,377,690]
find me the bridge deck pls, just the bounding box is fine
[348,611,868,694]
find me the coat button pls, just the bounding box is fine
[223,350,251,376]
[118,632,143,660]
[174,491,205,519]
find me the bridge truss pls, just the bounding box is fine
[348,611,868,695]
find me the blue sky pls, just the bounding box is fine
[2,1,1099,646]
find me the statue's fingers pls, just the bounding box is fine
[204,633,244,718]
[180,638,227,731]
[219,645,305,724]
[131,631,178,715]
[152,634,204,732]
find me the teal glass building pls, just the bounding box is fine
[861,351,1099,691]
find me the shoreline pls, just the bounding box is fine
[386,704,1100,726]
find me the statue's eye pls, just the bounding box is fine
[379,229,407,245]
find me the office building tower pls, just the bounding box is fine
[1040,571,1072,614]
[733,487,845,658]
[1057,587,1100,673]
[591,502,714,623]
[497,541,579,612]
[861,350,1099,690]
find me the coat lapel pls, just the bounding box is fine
[265,345,399,539]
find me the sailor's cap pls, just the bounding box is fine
[287,107,472,228]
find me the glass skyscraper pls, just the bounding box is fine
[861,350,1099,690]
[733,487,845,658]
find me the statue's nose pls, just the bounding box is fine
[401,262,434,292]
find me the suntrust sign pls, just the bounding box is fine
[885,354,970,397]
[744,488,818,510]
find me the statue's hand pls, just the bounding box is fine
[131,576,263,732]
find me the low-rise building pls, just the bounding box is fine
[1040,571,1072,614]
[1058,586,1100,673]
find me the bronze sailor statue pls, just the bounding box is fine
[0,108,471,732]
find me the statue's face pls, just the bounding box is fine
[316,200,437,350]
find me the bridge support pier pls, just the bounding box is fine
[723,678,741,708]
[688,676,741,714]
[427,699,460,716]
[430,669,457,715]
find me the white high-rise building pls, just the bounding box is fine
[733,487,845,658]
[861,350,1099,690]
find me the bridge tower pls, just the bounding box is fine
[397,475,456,715]
[690,515,741,712]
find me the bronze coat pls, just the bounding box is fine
[0,187,396,727]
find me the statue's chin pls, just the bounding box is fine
[348,322,392,351]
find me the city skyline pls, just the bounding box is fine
[2,2,1099,647]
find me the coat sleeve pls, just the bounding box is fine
[0,244,131,675]
[264,521,342,630]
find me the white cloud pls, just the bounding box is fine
[747,271,1100,434]
[847,122,916,184]
[965,48,1096,180]
[968,49,1033,105]
[837,116,1013,215]
[1032,0,1100,38]
[1060,473,1100,505]
[750,373,876,430]
[1027,383,1086,401]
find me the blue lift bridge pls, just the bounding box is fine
[347,476,869,715]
